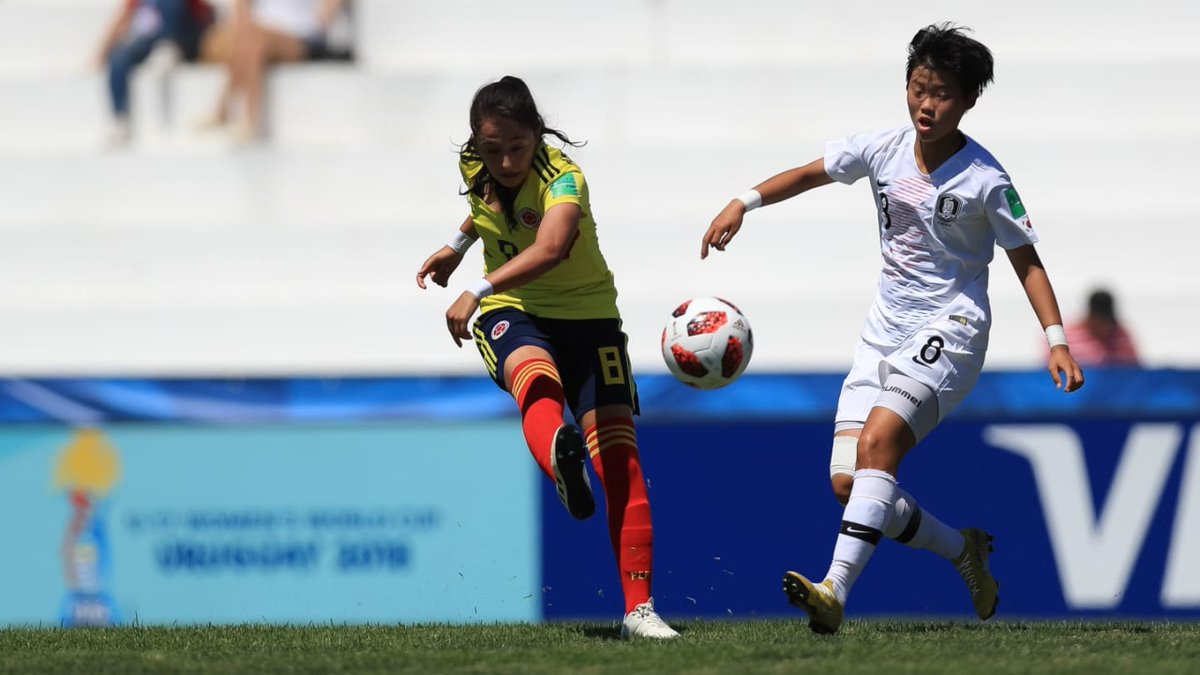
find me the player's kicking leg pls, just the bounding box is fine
[481,313,596,521]
[827,367,999,622]
[832,438,999,620]
[550,423,595,520]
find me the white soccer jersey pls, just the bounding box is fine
[824,125,1038,349]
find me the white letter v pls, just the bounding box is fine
[983,424,1181,609]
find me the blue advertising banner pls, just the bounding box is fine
[2,371,1198,624]
[541,417,1200,620]
[0,423,538,626]
[2,369,1198,424]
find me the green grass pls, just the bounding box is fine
[2,620,1199,674]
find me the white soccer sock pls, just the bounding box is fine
[883,487,966,561]
[825,468,897,605]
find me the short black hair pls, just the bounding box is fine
[906,23,994,101]
[1088,289,1117,322]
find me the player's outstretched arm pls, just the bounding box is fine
[701,158,833,259]
[1006,244,1085,392]
[443,203,581,346]
[417,215,476,289]
[484,202,581,293]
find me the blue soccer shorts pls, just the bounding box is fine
[472,307,639,419]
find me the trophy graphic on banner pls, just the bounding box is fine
[54,428,122,627]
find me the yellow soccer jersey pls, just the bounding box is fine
[459,142,619,319]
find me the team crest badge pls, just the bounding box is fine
[935,194,962,224]
[518,208,541,229]
[491,320,510,340]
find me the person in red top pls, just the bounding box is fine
[1061,289,1140,366]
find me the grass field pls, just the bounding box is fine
[3,620,1200,674]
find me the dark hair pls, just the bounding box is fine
[1088,289,1117,323]
[459,75,582,231]
[906,23,994,102]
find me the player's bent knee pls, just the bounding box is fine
[830,474,853,505]
[856,429,903,472]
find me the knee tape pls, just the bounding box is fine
[829,435,858,479]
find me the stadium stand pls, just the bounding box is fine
[0,0,1197,374]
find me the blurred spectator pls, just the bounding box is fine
[95,0,216,146]
[197,0,351,143]
[1061,288,1140,367]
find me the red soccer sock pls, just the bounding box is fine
[586,417,654,613]
[511,358,564,481]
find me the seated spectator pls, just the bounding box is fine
[1061,288,1140,367]
[196,0,349,143]
[95,0,216,145]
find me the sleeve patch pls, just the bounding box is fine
[549,173,579,198]
[1004,188,1027,219]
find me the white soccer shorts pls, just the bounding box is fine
[834,311,986,442]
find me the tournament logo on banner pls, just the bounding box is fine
[54,429,122,627]
[0,407,538,626]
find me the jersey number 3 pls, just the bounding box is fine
[498,240,519,261]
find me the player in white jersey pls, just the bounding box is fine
[700,23,1085,634]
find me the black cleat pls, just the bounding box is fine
[551,425,594,520]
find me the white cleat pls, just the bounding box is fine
[620,598,679,640]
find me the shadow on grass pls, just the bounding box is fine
[581,624,622,641]
[580,623,691,641]
[860,621,1006,634]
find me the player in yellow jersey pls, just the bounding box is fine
[416,76,677,639]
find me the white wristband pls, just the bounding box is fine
[447,231,477,254]
[466,278,494,299]
[736,189,763,212]
[1045,324,1068,349]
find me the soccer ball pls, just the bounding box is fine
[661,296,753,389]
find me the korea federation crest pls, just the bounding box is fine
[491,320,510,340]
[518,208,541,230]
[935,194,963,224]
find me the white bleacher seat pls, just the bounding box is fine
[0,0,1196,374]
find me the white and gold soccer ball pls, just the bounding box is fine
[661,296,754,389]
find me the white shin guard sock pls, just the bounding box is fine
[883,487,965,561]
[826,469,897,605]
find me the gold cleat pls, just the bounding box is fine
[782,572,844,635]
[954,528,999,620]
